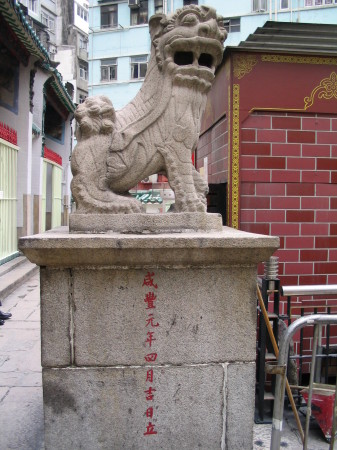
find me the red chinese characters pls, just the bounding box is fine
[144,422,157,436]
[142,272,158,289]
[142,271,159,437]
[144,292,157,309]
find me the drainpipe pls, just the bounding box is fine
[290,0,293,22]
[275,0,278,21]
[270,0,272,19]
[170,0,173,14]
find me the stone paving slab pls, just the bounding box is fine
[0,386,44,450]
[0,272,44,449]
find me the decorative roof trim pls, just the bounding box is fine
[1,1,75,113]
[42,64,76,113]
[0,0,50,62]
[32,123,41,136]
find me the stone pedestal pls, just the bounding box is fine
[19,226,278,450]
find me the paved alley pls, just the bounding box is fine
[0,271,44,450]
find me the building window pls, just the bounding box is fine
[41,11,55,31]
[131,55,148,79]
[79,63,88,80]
[29,0,38,13]
[130,0,148,25]
[224,18,241,33]
[305,0,336,4]
[49,44,57,54]
[79,94,87,104]
[252,0,268,11]
[101,58,117,81]
[79,36,87,50]
[77,4,88,22]
[280,0,289,8]
[101,5,118,28]
[154,0,163,13]
[183,0,198,5]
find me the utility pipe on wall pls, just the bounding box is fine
[290,0,293,22]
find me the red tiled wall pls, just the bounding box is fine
[241,112,337,286]
[242,112,337,374]
[197,117,228,184]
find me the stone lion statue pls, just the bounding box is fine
[71,5,226,214]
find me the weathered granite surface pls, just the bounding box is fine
[19,227,279,449]
[71,5,226,217]
[70,212,223,233]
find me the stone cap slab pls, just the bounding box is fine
[19,226,279,268]
[69,212,223,234]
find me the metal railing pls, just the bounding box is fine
[282,284,337,388]
[270,314,337,450]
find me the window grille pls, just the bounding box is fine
[79,63,88,80]
[101,5,118,28]
[101,59,117,82]
[224,18,241,33]
[130,0,148,25]
[131,55,148,79]
[77,4,88,22]
[29,0,37,13]
[183,0,198,5]
[252,0,268,11]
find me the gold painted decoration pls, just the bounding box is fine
[261,55,337,66]
[233,55,258,79]
[304,72,337,110]
[227,85,231,226]
[232,84,240,229]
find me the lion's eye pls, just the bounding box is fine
[180,13,198,26]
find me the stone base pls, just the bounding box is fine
[43,363,255,450]
[19,227,279,449]
[69,212,223,234]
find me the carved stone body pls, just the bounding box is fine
[71,5,226,214]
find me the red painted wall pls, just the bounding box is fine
[198,49,337,371]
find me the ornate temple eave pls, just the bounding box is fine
[0,0,50,63]
[44,69,76,115]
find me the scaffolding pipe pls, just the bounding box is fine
[270,314,337,450]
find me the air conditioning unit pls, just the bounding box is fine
[128,0,140,8]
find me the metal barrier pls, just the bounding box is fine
[270,314,337,450]
[282,284,337,388]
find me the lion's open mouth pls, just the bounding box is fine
[164,36,223,90]
[174,51,214,69]
[166,36,223,72]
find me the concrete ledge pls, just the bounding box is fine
[19,226,279,268]
[70,212,223,234]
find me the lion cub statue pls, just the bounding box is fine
[71,5,226,214]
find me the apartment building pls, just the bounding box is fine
[88,0,337,110]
